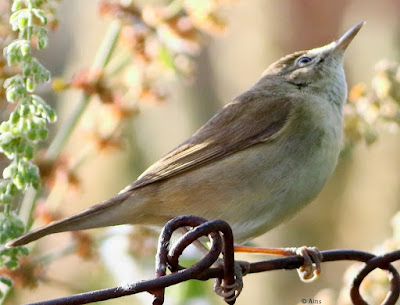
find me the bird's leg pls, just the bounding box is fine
[178,228,250,302]
[234,245,322,282]
[177,228,252,302]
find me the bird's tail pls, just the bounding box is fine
[6,192,132,248]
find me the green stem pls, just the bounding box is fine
[46,20,122,161]
[26,0,33,40]
[4,203,10,214]
[92,20,122,71]
[19,186,39,230]
[0,287,12,305]
[45,93,90,161]
[107,52,132,76]
[35,242,76,265]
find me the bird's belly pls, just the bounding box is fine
[140,132,341,243]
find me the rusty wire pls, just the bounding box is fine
[25,215,400,305]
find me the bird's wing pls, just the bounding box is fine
[123,91,292,192]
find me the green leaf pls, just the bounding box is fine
[37,128,48,140]
[5,259,18,269]
[0,122,10,133]
[32,9,47,25]
[26,78,35,92]
[18,17,28,31]
[19,105,30,117]
[3,165,16,180]
[0,133,13,146]
[0,277,12,287]
[37,28,48,49]
[20,41,30,56]
[10,111,20,124]
[13,174,25,190]
[11,0,22,12]
[24,145,33,160]
[46,108,56,122]
[0,212,25,242]
[26,129,36,141]
[0,193,12,204]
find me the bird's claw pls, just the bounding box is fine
[214,280,241,302]
[284,246,322,282]
[213,260,250,303]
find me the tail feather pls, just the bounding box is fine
[6,192,131,248]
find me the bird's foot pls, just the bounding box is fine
[213,260,250,303]
[283,246,322,282]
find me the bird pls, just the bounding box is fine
[6,22,364,271]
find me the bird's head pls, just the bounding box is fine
[259,22,365,106]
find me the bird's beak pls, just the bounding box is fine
[334,21,365,52]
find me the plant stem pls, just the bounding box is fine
[46,20,122,161]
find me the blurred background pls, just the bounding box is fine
[3,0,400,304]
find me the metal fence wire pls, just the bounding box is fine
[26,215,400,305]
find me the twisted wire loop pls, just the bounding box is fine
[350,249,400,305]
[152,215,236,305]
[21,216,400,305]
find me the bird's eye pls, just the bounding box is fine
[297,56,312,65]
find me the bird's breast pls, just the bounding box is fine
[226,96,343,241]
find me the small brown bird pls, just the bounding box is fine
[7,22,364,264]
